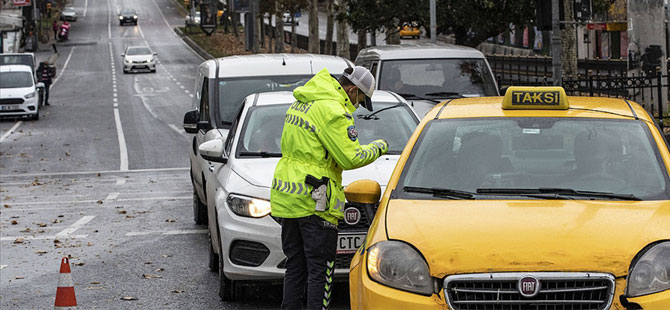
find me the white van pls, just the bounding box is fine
[354,43,499,116]
[0,65,44,120]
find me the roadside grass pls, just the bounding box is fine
[179,26,305,58]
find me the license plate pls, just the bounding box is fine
[337,233,366,255]
[0,105,13,111]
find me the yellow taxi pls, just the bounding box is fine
[399,23,421,39]
[347,87,670,310]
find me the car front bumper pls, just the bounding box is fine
[123,61,155,72]
[119,17,137,24]
[0,96,39,118]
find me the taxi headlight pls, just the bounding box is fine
[226,194,271,218]
[367,240,432,295]
[24,91,36,99]
[627,241,670,297]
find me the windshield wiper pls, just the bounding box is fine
[403,186,475,199]
[239,151,282,158]
[476,187,641,201]
[424,91,464,98]
[359,104,403,120]
[396,93,440,103]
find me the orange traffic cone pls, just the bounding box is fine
[54,257,78,310]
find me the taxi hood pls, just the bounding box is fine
[232,155,399,188]
[384,199,670,277]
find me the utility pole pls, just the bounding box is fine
[551,0,563,86]
[430,0,436,43]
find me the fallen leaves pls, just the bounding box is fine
[142,274,162,279]
[10,220,18,225]
[3,204,10,208]
[171,290,184,294]
[120,296,137,301]
[165,219,176,223]
[35,250,47,255]
[74,262,85,266]
[14,238,24,244]
[37,223,47,227]
[96,200,103,204]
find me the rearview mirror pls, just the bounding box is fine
[121,54,125,57]
[183,110,199,134]
[344,179,381,204]
[36,82,45,88]
[199,139,227,164]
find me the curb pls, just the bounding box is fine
[173,27,214,60]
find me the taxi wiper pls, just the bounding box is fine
[476,187,641,201]
[424,91,464,98]
[396,93,440,103]
[359,104,403,120]
[403,186,475,199]
[239,151,282,158]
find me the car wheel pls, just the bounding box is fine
[120,22,123,26]
[151,68,156,73]
[209,233,219,272]
[31,107,39,121]
[193,190,208,225]
[218,239,241,301]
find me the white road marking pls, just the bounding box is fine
[0,265,7,269]
[168,124,188,138]
[189,94,193,98]
[2,196,190,208]
[107,0,111,39]
[115,178,126,185]
[149,0,204,60]
[113,108,129,171]
[105,192,120,200]
[1,234,87,242]
[1,167,189,178]
[0,121,22,143]
[126,229,207,237]
[83,0,88,17]
[55,216,95,237]
[137,23,146,40]
[52,47,75,86]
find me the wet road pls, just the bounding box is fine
[0,0,349,308]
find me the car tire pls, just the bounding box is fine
[151,68,156,73]
[120,22,123,26]
[218,238,240,301]
[31,107,39,121]
[123,69,128,74]
[209,234,219,272]
[193,190,208,225]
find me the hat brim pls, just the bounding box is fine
[362,96,373,111]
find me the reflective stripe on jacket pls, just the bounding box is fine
[270,68,388,225]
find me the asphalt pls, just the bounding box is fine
[0,0,350,308]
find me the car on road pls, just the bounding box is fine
[193,90,419,300]
[185,11,201,26]
[182,54,352,231]
[398,22,420,39]
[347,86,670,309]
[60,7,77,22]
[0,53,36,75]
[118,8,138,25]
[283,12,299,25]
[355,43,499,116]
[121,46,156,73]
[0,65,44,120]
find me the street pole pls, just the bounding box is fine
[430,0,436,43]
[551,0,563,86]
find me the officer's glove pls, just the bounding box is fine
[372,139,389,156]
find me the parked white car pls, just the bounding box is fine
[182,54,352,232]
[60,7,77,21]
[122,46,156,73]
[0,65,44,120]
[196,90,419,300]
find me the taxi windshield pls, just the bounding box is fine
[378,58,498,99]
[237,102,418,156]
[398,118,670,200]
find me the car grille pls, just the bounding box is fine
[444,272,615,310]
[132,60,148,63]
[337,202,374,230]
[0,98,24,105]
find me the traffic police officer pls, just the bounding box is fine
[271,66,388,309]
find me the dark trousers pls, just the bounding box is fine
[53,29,58,40]
[41,81,51,104]
[281,215,337,310]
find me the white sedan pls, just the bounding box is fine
[0,65,43,120]
[198,90,419,300]
[121,46,156,73]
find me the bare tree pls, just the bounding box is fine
[561,0,578,77]
[275,2,285,53]
[308,0,319,53]
[335,0,350,59]
[357,31,367,53]
[324,0,334,55]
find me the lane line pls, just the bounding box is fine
[1,196,190,208]
[107,0,111,39]
[105,192,120,200]
[55,215,95,237]
[148,0,204,60]
[137,23,146,40]
[113,108,129,171]
[52,47,75,86]
[83,0,88,17]
[1,234,87,242]
[0,121,22,143]
[0,265,6,269]
[0,167,189,178]
[116,178,126,185]
[126,229,207,237]
[168,124,189,138]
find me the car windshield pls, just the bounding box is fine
[64,8,75,13]
[218,75,313,125]
[127,47,151,55]
[398,118,670,200]
[121,9,136,15]
[0,55,33,68]
[1,72,33,88]
[237,102,418,156]
[379,58,498,98]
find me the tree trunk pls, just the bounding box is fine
[561,0,578,77]
[335,0,350,59]
[258,13,264,49]
[231,2,239,38]
[357,31,367,54]
[370,30,376,46]
[291,12,297,53]
[275,6,284,53]
[324,0,334,55]
[308,0,320,53]
[385,27,400,45]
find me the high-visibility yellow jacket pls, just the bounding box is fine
[270,68,388,225]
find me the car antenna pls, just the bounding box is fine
[282,54,286,66]
[309,59,313,74]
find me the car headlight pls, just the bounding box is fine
[24,92,36,99]
[367,240,433,295]
[627,241,670,297]
[226,194,271,218]
[119,16,123,20]
[133,15,137,19]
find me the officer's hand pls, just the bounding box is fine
[373,139,389,155]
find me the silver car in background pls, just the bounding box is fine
[122,46,156,73]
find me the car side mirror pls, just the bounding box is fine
[36,82,45,89]
[344,179,381,204]
[199,139,227,164]
[153,52,157,56]
[183,109,199,134]
[121,54,125,57]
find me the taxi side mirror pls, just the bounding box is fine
[345,179,381,204]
